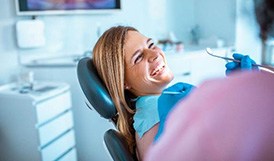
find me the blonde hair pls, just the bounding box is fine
[92,26,137,154]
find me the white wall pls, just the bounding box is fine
[0,0,19,84]
[166,0,195,43]
[194,0,236,46]
[166,0,236,46]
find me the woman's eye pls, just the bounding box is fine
[148,42,155,49]
[134,54,143,64]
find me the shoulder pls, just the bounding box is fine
[136,123,159,161]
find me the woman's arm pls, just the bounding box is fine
[135,123,159,161]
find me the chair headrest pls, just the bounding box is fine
[77,57,117,119]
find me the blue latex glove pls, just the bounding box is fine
[225,53,258,75]
[154,82,195,141]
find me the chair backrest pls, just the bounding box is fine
[77,57,117,120]
[104,129,137,161]
[77,57,137,161]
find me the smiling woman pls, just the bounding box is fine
[92,26,176,160]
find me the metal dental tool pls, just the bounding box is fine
[162,91,182,95]
[205,48,274,72]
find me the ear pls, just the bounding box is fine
[124,82,131,90]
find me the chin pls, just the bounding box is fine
[162,73,174,86]
[165,70,174,82]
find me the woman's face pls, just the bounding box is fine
[124,31,174,96]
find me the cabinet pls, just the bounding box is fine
[27,66,114,161]
[166,48,228,86]
[0,82,77,161]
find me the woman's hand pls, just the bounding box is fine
[225,53,258,75]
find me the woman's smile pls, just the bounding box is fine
[150,63,166,77]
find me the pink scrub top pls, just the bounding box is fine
[145,71,274,161]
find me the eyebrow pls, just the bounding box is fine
[147,38,152,44]
[131,38,153,61]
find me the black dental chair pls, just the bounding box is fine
[77,57,137,161]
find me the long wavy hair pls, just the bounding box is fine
[92,26,138,154]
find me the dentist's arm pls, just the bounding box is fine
[155,82,195,142]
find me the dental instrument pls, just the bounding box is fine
[163,91,182,95]
[205,48,274,72]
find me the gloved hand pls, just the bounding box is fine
[154,82,195,141]
[225,53,258,75]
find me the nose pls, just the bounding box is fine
[144,49,159,63]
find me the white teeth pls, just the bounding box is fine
[151,65,164,76]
